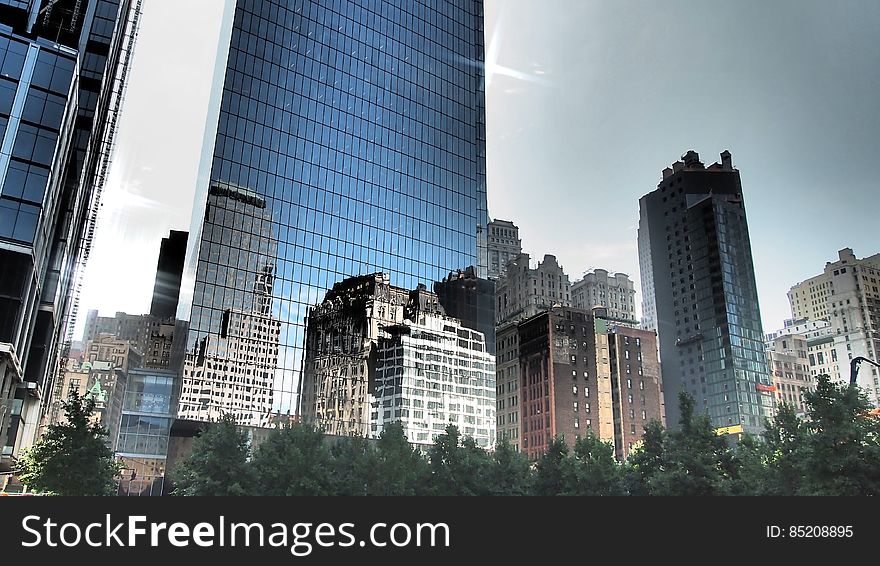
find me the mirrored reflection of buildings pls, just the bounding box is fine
[176,182,280,428]
[171,0,490,439]
[0,0,143,473]
[300,273,496,448]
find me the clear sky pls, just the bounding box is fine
[77,0,880,339]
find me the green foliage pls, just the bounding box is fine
[428,425,493,495]
[166,375,880,496]
[16,391,122,496]
[647,392,737,496]
[569,430,626,496]
[328,435,377,496]
[370,421,430,496]
[171,413,254,496]
[531,436,577,496]
[487,439,532,496]
[625,420,666,496]
[798,374,880,495]
[251,422,334,496]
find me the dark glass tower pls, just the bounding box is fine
[176,0,489,426]
[0,0,141,467]
[638,150,774,436]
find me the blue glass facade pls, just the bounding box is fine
[179,0,488,422]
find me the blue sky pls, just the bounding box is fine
[78,0,880,338]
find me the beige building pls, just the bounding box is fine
[571,269,638,324]
[787,248,880,404]
[765,333,814,416]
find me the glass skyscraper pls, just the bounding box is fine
[0,0,142,466]
[176,0,489,425]
[638,150,774,436]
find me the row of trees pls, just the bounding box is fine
[14,374,880,495]
[174,374,880,496]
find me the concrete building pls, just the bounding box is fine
[638,150,773,436]
[787,248,880,404]
[487,219,522,281]
[765,332,813,416]
[518,306,663,461]
[83,310,175,370]
[47,334,143,450]
[571,269,638,325]
[496,253,571,325]
[767,318,841,384]
[495,252,571,450]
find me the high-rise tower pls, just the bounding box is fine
[174,0,490,429]
[638,150,773,435]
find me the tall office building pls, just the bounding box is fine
[175,0,490,426]
[638,150,773,435]
[487,219,521,280]
[787,248,880,403]
[0,0,141,467]
[571,268,638,325]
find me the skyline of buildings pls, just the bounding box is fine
[1,2,879,496]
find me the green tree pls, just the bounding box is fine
[172,413,254,496]
[625,420,667,496]
[727,432,770,496]
[650,392,735,496]
[531,436,577,496]
[428,425,493,496]
[328,435,377,496]
[486,439,532,496]
[760,403,808,496]
[251,422,334,496]
[799,374,880,495]
[16,391,122,495]
[569,430,626,496]
[371,421,430,495]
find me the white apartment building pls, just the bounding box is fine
[787,249,880,404]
